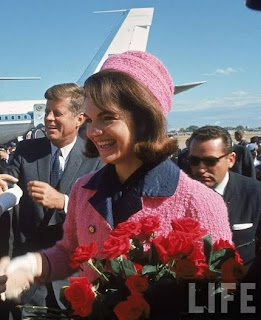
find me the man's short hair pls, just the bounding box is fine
[189,126,233,153]
[235,129,244,137]
[44,83,85,115]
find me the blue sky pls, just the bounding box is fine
[0,0,260,129]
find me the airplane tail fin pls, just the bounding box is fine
[77,8,154,86]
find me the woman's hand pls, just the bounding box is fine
[4,253,42,300]
[0,256,9,298]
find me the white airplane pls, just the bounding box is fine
[0,7,205,144]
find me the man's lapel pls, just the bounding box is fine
[37,139,52,184]
[223,172,241,225]
[58,138,82,194]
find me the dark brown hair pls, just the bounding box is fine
[44,83,85,115]
[84,70,178,163]
[189,125,233,154]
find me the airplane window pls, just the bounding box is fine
[18,115,21,119]
[24,115,27,119]
[5,116,8,120]
[11,116,14,120]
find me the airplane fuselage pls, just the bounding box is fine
[0,100,46,143]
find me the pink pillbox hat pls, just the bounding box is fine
[100,50,174,115]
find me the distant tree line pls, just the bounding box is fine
[168,125,261,135]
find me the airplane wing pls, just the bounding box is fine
[77,8,154,86]
[174,81,207,95]
[0,77,41,80]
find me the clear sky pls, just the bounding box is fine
[0,0,260,129]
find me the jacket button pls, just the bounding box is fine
[88,225,96,233]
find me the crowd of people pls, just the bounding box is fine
[0,50,260,320]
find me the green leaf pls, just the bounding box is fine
[110,258,121,274]
[203,234,213,264]
[142,265,158,275]
[94,259,105,274]
[155,267,173,281]
[59,286,71,309]
[121,258,136,276]
[210,248,235,269]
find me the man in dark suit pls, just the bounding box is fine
[231,143,256,178]
[188,125,261,269]
[0,145,9,174]
[0,83,103,319]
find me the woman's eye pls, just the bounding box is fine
[103,115,116,121]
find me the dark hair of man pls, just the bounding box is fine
[83,70,178,164]
[250,136,259,144]
[44,83,85,116]
[189,125,233,154]
[235,129,244,138]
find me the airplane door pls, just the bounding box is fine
[33,103,46,127]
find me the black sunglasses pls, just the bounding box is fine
[188,153,229,167]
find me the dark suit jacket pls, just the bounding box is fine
[231,144,256,178]
[2,136,103,309]
[223,172,261,268]
[4,136,103,255]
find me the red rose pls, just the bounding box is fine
[64,277,95,317]
[70,243,98,269]
[166,231,194,258]
[171,218,207,239]
[114,293,150,320]
[213,239,235,251]
[152,235,169,263]
[126,275,149,294]
[213,239,243,264]
[153,232,193,263]
[189,244,206,262]
[175,259,198,280]
[133,263,143,274]
[221,257,247,285]
[102,235,131,260]
[110,221,142,238]
[139,215,160,235]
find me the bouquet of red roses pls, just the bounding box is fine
[20,216,246,320]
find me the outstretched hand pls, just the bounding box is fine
[0,256,9,298]
[27,180,65,210]
[0,174,18,195]
[4,253,40,301]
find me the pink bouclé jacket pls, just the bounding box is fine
[42,159,233,283]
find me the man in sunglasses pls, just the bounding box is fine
[189,125,261,269]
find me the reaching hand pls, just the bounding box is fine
[0,256,9,299]
[0,174,18,195]
[4,253,39,300]
[0,184,23,215]
[27,180,65,209]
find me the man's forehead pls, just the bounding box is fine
[46,97,71,108]
[190,138,224,152]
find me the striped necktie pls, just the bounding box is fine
[50,149,61,188]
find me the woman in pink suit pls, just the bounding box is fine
[4,51,233,301]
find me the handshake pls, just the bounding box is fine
[0,253,40,301]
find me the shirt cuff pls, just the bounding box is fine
[64,195,69,213]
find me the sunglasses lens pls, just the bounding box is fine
[203,158,218,167]
[189,156,218,167]
[189,156,200,166]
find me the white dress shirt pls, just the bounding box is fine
[50,137,77,213]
